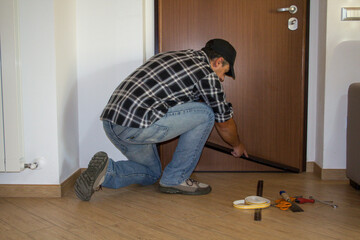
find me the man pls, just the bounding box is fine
[75,39,248,201]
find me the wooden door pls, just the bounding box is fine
[157,0,308,172]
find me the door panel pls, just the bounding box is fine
[157,0,308,172]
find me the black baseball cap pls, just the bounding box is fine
[204,39,237,79]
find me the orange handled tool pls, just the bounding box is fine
[275,199,292,210]
[279,191,304,212]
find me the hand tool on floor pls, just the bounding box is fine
[274,199,292,210]
[275,197,313,210]
[309,196,338,208]
[254,180,263,221]
[279,191,304,212]
[295,197,315,204]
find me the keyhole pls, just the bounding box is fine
[288,17,298,31]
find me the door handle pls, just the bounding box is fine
[277,5,297,14]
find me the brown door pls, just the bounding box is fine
[157,0,308,172]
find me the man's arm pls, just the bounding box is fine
[214,118,248,158]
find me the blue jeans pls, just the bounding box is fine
[101,102,215,188]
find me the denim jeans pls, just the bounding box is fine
[101,102,215,188]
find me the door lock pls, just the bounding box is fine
[288,17,298,31]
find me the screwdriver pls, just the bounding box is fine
[295,197,315,204]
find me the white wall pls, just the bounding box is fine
[309,0,360,170]
[54,0,79,183]
[77,0,148,167]
[322,0,360,169]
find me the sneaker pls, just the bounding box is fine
[74,151,109,201]
[159,178,211,195]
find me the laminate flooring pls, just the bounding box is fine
[1,172,359,240]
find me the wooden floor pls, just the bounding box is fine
[1,172,359,240]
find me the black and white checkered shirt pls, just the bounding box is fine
[100,49,233,128]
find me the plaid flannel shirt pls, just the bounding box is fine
[100,49,233,128]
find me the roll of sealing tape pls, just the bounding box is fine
[233,196,271,209]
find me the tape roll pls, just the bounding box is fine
[233,196,271,209]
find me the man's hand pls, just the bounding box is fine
[231,142,248,158]
[214,118,248,158]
